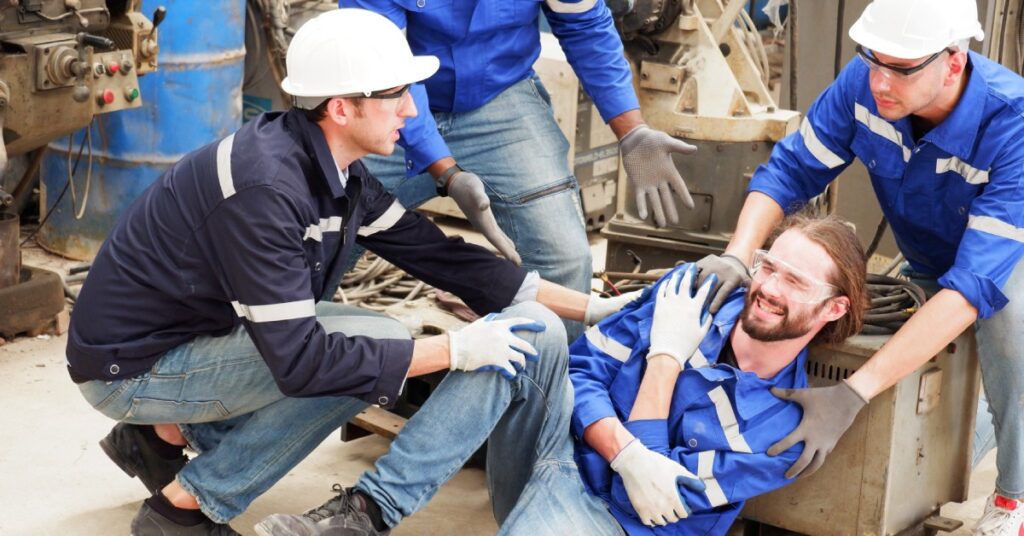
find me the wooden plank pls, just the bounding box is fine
[349,406,407,440]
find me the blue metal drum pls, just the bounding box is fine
[38,0,246,260]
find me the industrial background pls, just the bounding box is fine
[1,0,1022,534]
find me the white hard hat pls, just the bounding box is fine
[281,8,439,108]
[849,0,985,59]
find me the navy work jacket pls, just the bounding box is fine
[67,109,526,406]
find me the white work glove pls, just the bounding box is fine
[648,265,715,369]
[610,439,706,526]
[584,288,646,326]
[619,125,698,228]
[448,314,546,379]
[447,170,523,265]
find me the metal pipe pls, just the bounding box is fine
[0,212,20,289]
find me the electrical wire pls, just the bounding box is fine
[20,122,92,247]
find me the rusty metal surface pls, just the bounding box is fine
[0,212,19,288]
[0,265,64,338]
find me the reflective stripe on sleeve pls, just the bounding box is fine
[216,134,236,199]
[936,157,990,185]
[968,215,1024,243]
[688,348,709,368]
[708,386,753,453]
[799,118,846,169]
[697,450,730,507]
[303,216,343,242]
[231,299,315,323]
[854,104,911,162]
[544,0,598,13]
[584,325,632,362]
[357,201,406,237]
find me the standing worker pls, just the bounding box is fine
[696,1,1024,534]
[66,9,639,535]
[336,0,699,338]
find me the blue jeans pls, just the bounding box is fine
[906,260,1024,498]
[355,76,591,341]
[77,302,408,522]
[355,302,620,534]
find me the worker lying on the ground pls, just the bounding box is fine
[256,214,868,536]
[64,10,642,536]
[694,2,1024,534]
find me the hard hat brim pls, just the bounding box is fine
[849,18,947,60]
[281,54,440,98]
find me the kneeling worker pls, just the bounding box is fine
[66,9,639,535]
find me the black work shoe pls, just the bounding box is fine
[100,423,188,494]
[131,503,241,536]
[254,485,389,536]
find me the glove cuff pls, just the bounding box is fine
[610,438,642,472]
[840,379,871,405]
[646,346,686,370]
[447,331,460,371]
[720,253,751,278]
[434,163,463,197]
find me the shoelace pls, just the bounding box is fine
[304,484,351,522]
[976,499,1024,535]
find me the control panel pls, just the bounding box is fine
[89,50,143,113]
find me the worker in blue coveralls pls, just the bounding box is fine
[335,0,699,340]
[692,1,1024,535]
[66,10,643,536]
[255,213,868,536]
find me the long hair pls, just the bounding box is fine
[769,213,869,345]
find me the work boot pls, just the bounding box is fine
[974,493,1024,536]
[100,423,188,494]
[254,484,389,536]
[131,502,240,536]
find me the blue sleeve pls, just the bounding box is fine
[569,314,642,438]
[748,60,860,213]
[204,187,412,403]
[339,0,451,175]
[610,412,802,518]
[543,0,639,122]
[938,135,1024,318]
[356,177,527,314]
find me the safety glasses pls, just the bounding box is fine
[338,84,412,100]
[750,249,839,304]
[855,45,952,80]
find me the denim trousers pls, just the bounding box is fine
[77,302,408,522]
[906,258,1024,498]
[354,76,592,341]
[355,301,621,534]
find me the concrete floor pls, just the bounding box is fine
[0,230,998,535]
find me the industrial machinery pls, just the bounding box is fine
[602,0,803,272]
[0,0,161,337]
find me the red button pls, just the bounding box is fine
[107,62,120,74]
[98,89,115,105]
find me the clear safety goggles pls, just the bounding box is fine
[337,84,412,100]
[750,249,839,304]
[855,45,952,81]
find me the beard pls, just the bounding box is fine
[739,288,822,342]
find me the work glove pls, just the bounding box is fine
[448,314,546,380]
[619,125,697,228]
[447,170,522,265]
[610,439,706,526]
[767,380,869,478]
[648,266,715,369]
[584,288,646,326]
[694,253,751,314]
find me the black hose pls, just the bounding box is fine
[859,274,926,335]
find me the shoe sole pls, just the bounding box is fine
[99,435,140,480]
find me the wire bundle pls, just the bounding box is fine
[860,273,926,335]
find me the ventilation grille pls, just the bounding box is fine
[805,360,853,382]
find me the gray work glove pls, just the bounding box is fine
[447,170,522,265]
[619,125,697,228]
[767,380,869,479]
[694,253,751,314]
